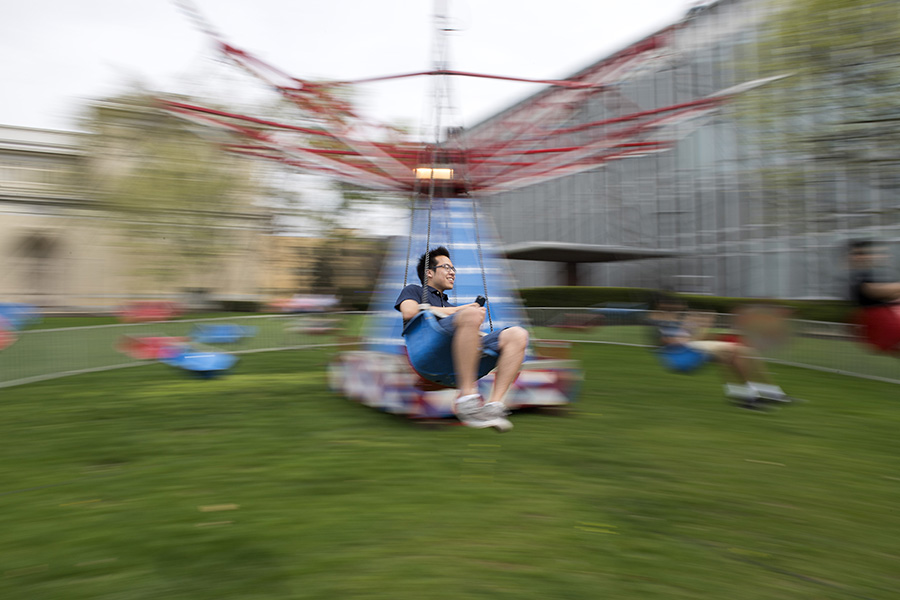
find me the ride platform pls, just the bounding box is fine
[330,350,582,419]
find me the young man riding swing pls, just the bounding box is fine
[395,246,529,431]
[849,239,900,353]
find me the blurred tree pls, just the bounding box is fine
[311,241,336,293]
[79,90,274,293]
[737,0,900,230]
[78,82,404,306]
[228,92,406,298]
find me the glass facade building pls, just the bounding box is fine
[466,0,900,299]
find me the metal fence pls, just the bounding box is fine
[526,307,900,384]
[0,313,358,389]
[2,309,898,389]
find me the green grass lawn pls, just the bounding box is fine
[1,344,897,599]
[28,312,258,330]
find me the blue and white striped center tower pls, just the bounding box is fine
[331,1,580,414]
[364,195,530,356]
[363,0,529,358]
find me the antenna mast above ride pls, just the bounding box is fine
[427,0,456,147]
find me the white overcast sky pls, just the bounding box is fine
[1,0,693,134]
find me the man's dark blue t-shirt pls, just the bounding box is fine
[394,284,454,314]
[654,318,690,347]
[851,267,895,307]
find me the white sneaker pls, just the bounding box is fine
[480,402,513,432]
[454,396,512,431]
[749,382,791,402]
[480,401,509,419]
[724,383,758,401]
[454,394,485,427]
[724,383,768,411]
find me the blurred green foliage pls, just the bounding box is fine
[737,0,900,210]
[78,91,270,291]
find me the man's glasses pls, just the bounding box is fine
[431,264,457,274]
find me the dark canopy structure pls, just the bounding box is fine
[499,242,679,263]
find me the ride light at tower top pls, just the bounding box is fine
[414,167,454,180]
[414,166,465,196]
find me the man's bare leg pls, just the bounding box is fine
[714,343,787,403]
[725,345,772,384]
[487,326,529,405]
[452,307,485,397]
[708,344,751,382]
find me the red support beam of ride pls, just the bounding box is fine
[164,103,410,191]
[461,96,721,190]
[161,10,784,196]
[316,69,607,90]
[162,92,715,194]
[470,101,718,192]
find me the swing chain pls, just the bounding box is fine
[422,145,437,305]
[403,176,423,288]
[471,193,493,332]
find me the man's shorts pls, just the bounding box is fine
[857,305,900,352]
[434,312,507,356]
[685,340,736,354]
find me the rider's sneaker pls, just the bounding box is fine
[724,383,769,411]
[478,402,513,432]
[480,401,509,419]
[724,383,758,402]
[454,394,485,427]
[454,396,512,431]
[749,382,791,403]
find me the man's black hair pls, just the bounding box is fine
[417,246,450,285]
[849,239,880,254]
[650,288,684,311]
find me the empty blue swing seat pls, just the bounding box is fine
[402,310,498,388]
[0,303,40,331]
[162,351,238,378]
[190,323,256,344]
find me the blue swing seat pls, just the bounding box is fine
[656,344,708,373]
[162,350,238,379]
[190,323,256,344]
[402,309,498,388]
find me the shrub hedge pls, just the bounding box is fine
[517,287,855,324]
[219,300,262,312]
